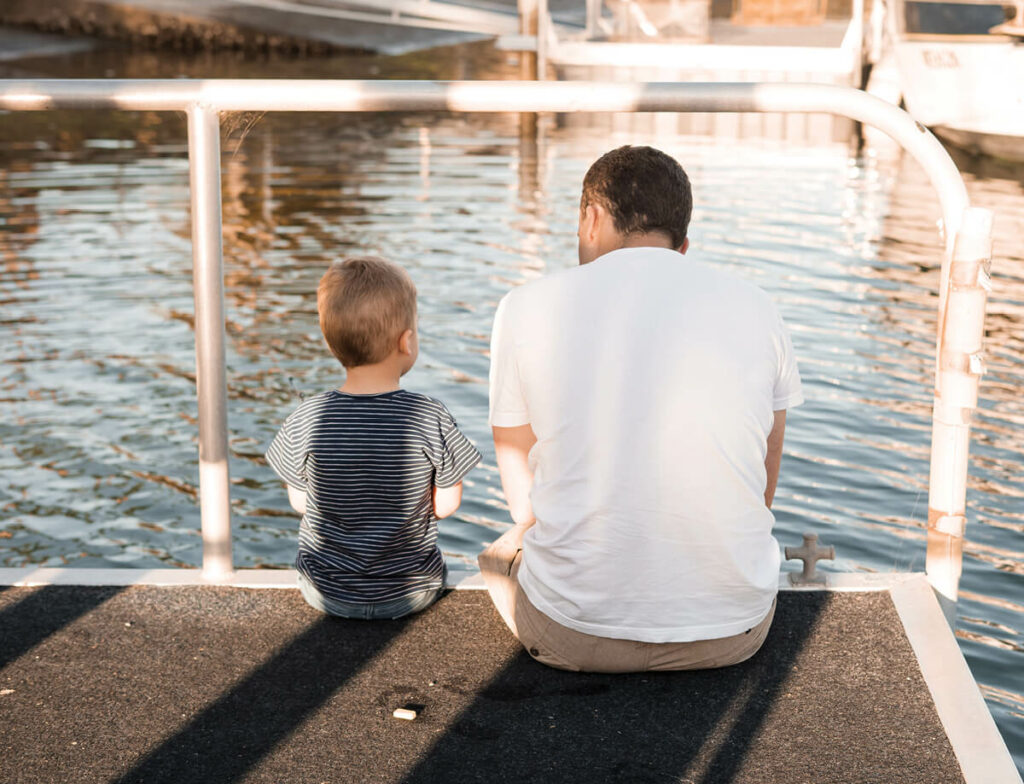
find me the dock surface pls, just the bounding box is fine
[0,585,967,783]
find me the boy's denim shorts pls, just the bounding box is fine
[297,569,446,620]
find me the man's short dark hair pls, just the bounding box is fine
[581,146,692,248]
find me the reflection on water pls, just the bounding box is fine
[0,41,1022,769]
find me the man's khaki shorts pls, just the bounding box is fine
[478,528,776,673]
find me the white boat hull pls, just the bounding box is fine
[892,38,1024,158]
[933,124,1024,161]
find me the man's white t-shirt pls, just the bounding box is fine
[489,247,804,643]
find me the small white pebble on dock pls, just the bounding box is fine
[392,708,417,721]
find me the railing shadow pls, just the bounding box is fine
[110,611,412,784]
[0,585,125,670]
[399,592,829,784]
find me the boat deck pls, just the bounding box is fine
[0,579,999,783]
[708,18,849,46]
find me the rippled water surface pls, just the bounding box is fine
[1,41,1022,768]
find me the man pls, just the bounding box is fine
[478,145,803,673]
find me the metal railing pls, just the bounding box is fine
[0,80,992,614]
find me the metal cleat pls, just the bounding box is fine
[785,532,835,586]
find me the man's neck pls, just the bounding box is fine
[583,232,678,263]
[618,232,676,250]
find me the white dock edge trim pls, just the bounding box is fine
[891,575,1023,784]
[0,566,928,591]
[0,567,299,588]
[457,571,924,591]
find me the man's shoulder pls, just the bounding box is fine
[699,261,777,305]
[498,252,781,322]
[499,264,587,311]
[658,256,778,323]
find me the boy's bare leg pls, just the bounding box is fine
[477,524,531,637]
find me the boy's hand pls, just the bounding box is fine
[433,483,463,519]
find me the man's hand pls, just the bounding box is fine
[764,410,787,508]
[492,424,538,525]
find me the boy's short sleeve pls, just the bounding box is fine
[773,313,804,410]
[265,414,307,491]
[427,406,482,489]
[488,293,531,427]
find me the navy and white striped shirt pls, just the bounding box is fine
[266,389,481,604]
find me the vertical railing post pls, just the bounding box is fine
[926,207,993,624]
[518,0,539,81]
[536,0,549,81]
[186,103,234,580]
[585,0,601,38]
[851,0,865,76]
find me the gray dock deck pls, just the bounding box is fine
[0,582,999,783]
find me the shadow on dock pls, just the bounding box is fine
[400,593,830,784]
[0,586,963,783]
[0,585,124,670]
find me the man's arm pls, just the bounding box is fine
[764,410,787,508]
[492,424,538,526]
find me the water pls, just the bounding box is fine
[1,37,1022,769]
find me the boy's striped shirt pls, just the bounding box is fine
[266,389,481,604]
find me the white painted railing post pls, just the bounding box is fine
[537,0,549,80]
[585,0,601,38]
[186,103,234,580]
[926,207,993,624]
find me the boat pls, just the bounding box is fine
[498,0,870,142]
[883,0,1024,160]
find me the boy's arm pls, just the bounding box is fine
[433,483,463,519]
[493,424,537,526]
[287,484,307,516]
[764,410,787,508]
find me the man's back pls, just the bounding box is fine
[489,247,803,643]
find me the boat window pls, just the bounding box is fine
[904,1,1009,34]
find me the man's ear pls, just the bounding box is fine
[398,328,414,355]
[679,237,689,255]
[582,203,602,243]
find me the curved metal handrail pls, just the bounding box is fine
[0,80,990,613]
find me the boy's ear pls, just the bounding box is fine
[398,328,414,355]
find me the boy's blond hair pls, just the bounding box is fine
[317,256,417,368]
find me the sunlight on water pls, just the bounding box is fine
[0,102,1022,766]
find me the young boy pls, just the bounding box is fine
[266,256,481,620]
